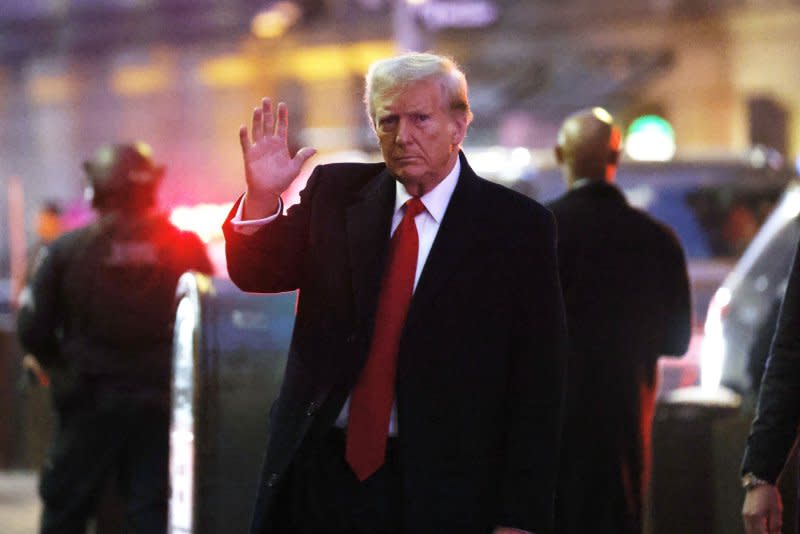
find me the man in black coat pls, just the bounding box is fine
[223,52,568,534]
[547,108,692,534]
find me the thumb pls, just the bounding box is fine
[768,512,782,534]
[293,147,317,167]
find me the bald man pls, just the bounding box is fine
[547,108,692,534]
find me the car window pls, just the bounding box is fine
[742,216,800,299]
[685,187,782,259]
[621,184,782,260]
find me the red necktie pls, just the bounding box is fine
[346,197,425,481]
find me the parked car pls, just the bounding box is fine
[701,179,800,397]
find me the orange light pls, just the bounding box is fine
[290,41,397,81]
[251,2,302,39]
[197,56,256,88]
[111,64,172,96]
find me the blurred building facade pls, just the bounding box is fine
[1,0,800,273]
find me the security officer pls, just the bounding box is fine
[17,142,213,533]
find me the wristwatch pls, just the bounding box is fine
[741,472,771,491]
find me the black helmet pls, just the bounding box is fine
[83,142,165,212]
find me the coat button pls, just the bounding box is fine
[305,401,320,416]
[266,473,280,487]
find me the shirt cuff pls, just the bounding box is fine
[230,193,282,235]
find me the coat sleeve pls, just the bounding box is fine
[16,243,65,366]
[659,230,692,357]
[500,209,568,532]
[742,238,800,483]
[222,167,322,293]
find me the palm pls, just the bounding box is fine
[245,135,300,194]
[239,98,316,198]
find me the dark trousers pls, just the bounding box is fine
[38,397,169,534]
[281,428,403,534]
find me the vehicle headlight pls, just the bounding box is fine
[700,287,731,390]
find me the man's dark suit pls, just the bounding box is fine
[547,182,691,534]
[223,152,567,534]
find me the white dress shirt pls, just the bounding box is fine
[231,158,461,434]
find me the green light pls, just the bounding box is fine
[626,115,676,161]
[628,115,674,139]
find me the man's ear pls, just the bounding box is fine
[449,114,468,146]
[555,146,564,165]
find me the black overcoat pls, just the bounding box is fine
[547,182,691,534]
[223,153,568,534]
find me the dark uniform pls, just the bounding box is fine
[16,143,212,534]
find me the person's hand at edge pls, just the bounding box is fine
[743,483,783,534]
[22,354,50,387]
[238,97,316,220]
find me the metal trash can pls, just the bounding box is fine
[168,273,296,534]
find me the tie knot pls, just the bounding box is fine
[404,198,425,219]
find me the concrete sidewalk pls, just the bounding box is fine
[0,471,40,534]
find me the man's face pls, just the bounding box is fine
[373,79,466,196]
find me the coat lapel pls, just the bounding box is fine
[345,154,484,374]
[345,169,396,336]
[404,153,483,333]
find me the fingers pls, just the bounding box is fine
[251,104,264,142]
[242,97,295,156]
[245,98,287,145]
[768,486,783,534]
[743,509,778,534]
[275,101,288,140]
[262,97,273,138]
[768,508,783,534]
[743,515,766,534]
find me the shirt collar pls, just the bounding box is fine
[571,177,616,191]
[394,156,461,223]
[570,177,594,190]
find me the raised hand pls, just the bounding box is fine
[238,97,316,218]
